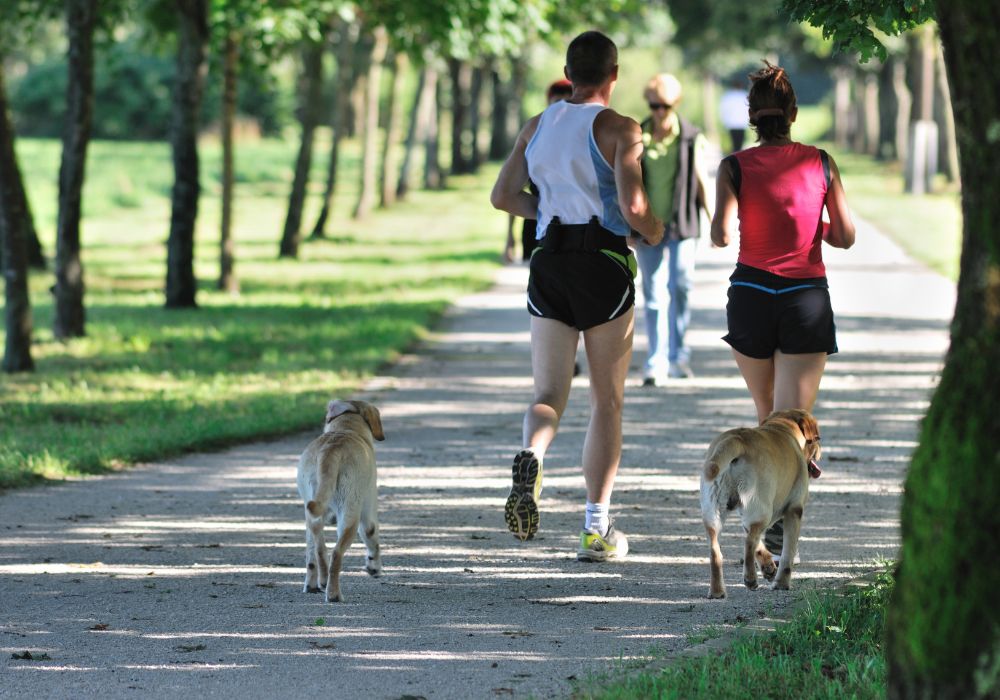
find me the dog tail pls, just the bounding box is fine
[703,435,746,482]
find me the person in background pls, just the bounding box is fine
[633,73,710,385]
[504,79,574,263]
[710,61,856,564]
[720,78,749,153]
[491,31,663,561]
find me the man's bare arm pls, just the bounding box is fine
[490,118,539,219]
[614,118,663,244]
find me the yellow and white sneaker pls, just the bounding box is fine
[577,524,628,562]
[504,449,542,541]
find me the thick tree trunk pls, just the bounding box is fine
[310,20,356,239]
[448,58,473,175]
[886,3,1000,698]
[396,66,429,200]
[218,27,238,292]
[353,26,387,219]
[22,185,45,270]
[424,68,443,190]
[53,0,97,338]
[0,65,34,372]
[379,50,407,207]
[279,39,325,258]
[165,0,208,308]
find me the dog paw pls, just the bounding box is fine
[366,566,383,578]
[303,585,323,594]
[772,578,791,591]
[708,589,726,599]
[743,577,759,590]
[326,592,344,603]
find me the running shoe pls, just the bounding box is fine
[504,449,542,541]
[577,523,629,562]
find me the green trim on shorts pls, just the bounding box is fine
[600,249,637,279]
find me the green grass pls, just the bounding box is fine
[578,569,894,700]
[1,134,508,488]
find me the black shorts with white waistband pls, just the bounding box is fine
[527,247,636,331]
[722,263,838,359]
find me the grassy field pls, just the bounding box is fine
[1,135,508,488]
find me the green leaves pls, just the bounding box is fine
[782,0,935,62]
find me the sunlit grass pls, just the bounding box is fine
[1,135,507,488]
[578,568,893,700]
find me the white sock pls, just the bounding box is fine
[584,501,609,536]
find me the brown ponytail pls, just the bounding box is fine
[747,61,796,142]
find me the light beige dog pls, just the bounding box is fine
[297,399,385,602]
[700,408,821,599]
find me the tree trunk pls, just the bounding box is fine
[448,58,473,174]
[885,3,1000,698]
[892,56,912,164]
[353,25,387,219]
[489,66,511,161]
[701,72,720,143]
[0,64,34,372]
[165,0,208,309]
[862,71,880,156]
[279,39,325,258]
[469,64,484,171]
[218,27,238,292]
[396,66,429,200]
[22,185,45,270]
[53,0,97,338]
[833,67,851,149]
[380,50,407,207]
[934,38,960,185]
[310,20,356,239]
[424,67,443,190]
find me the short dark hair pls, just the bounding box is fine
[566,31,617,87]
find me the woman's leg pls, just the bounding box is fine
[772,350,827,413]
[732,350,776,423]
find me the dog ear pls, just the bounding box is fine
[351,401,385,441]
[326,400,356,423]
[794,410,819,442]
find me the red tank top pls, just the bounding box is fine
[733,143,828,278]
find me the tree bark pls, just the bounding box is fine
[279,38,325,257]
[353,25,387,219]
[218,27,238,292]
[396,65,429,200]
[21,182,45,270]
[934,38,960,185]
[833,67,851,149]
[469,64,484,171]
[488,66,511,161]
[448,58,473,175]
[892,55,912,164]
[165,0,208,308]
[423,67,443,190]
[379,50,407,208]
[310,20,356,239]
[0,64,34,372]
[885,2,1000,698]
[53,0,97,338]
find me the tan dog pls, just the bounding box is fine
[297,399,385,602]
[700,408,821,599]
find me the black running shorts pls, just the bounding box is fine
[722,264,838,359]
[527,248,636,331]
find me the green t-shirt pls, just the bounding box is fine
[642,115,682,223]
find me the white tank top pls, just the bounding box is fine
[525,101,629,238]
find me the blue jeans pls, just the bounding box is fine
[635,237,697,374]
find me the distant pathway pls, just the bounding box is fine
[0,218,953,699]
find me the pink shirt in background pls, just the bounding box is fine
[733,142,828,278]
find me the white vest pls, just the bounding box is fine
[525,101,629,238]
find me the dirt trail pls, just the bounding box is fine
[0,219,954,699]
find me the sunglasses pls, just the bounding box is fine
[648,102,674,111]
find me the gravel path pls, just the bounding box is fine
[0,219,954,699]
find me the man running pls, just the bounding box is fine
[490,30,664,561]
